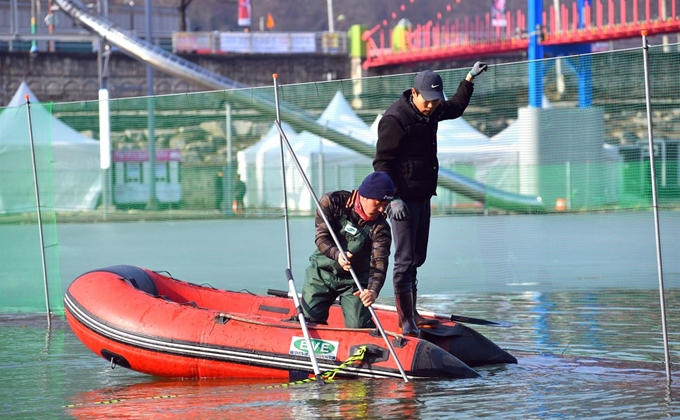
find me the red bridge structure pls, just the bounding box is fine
[362,0,680,108]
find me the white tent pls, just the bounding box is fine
[369,113,382,137]
[0,82,101,213]
[284,131,372,211]
[237,124,372,212]
[7,82,39,107]
[316,91,375,145]
[437,117,491,150]
[438,118,517,168]
[236,121,296,209]
[430,117,518,208]
[238,93,377,212]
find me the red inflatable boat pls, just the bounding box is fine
[65,265,516,380]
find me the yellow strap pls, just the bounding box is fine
[265,345,368,388]
[322,345,367,382]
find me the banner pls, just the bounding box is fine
[173,32,213,53]
[238,0,251,27]
[219,33,317,53]
[219,33,252,53]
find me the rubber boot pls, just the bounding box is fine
[394,291,419,337]
[413,288,440,328]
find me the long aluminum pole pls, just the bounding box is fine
[274,120,409,383]
[273,74,292,270]
[273,74,324,386]
[641,30,671,383]
[25,97,51,328]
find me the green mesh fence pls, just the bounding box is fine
[1,45,679,363]
[0,101,62,314]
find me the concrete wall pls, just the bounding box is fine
[0,52,350,105]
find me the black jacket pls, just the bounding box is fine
[373,80,474,200]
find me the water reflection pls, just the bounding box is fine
[2,287,680,418]
[420,288,680,362]
[61,377,425,419]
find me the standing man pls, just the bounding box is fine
[233,173,246,215]
[301,172,395,329]
[373,62,488,336]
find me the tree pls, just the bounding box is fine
[177,0,195,31]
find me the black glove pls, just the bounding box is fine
[387,199,409,221]
[468,61,488,79]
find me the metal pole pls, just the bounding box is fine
[552,0,565,96]
[565,160,571,210]
[273,74,292,271]
[30,0,38,53]
[327,0,334,32]
[99,88,111,220]
[47,0,54,51]
[641,30,671,383]
[145,0,158,210]
[96,0,111,220]
[225,103,233,215]
[9,0,17,51]
[273,74,324,385]
[25,97,51,329]
[274,120,410,383]
[129,1,135,33]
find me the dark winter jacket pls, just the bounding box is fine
[311,190,391,294]
[373,80,474,200]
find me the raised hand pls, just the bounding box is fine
[468,61,488,79]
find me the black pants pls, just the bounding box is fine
[390,199,431,294]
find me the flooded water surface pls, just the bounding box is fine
[3,214,680,418]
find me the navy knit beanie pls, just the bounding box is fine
[358,172,395,201]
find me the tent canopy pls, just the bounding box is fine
[237,99,374,212]
[317,91,375,145]
[0,82,101,213]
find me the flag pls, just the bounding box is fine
[491,0,507,27]
[238,0,251,27]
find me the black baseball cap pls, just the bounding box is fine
[413,70,445,101]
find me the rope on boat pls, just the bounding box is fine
[262,345,368,388]
[322,345,367,381]
[219,312,403,339]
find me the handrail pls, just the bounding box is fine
[54,0,245,91]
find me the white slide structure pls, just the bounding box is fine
[54,0,545,212]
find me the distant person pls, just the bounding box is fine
[233,174,246,215]
[301,172,394,328]
[215,170,225,210]
[373,63,488,336]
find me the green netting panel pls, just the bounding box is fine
[3,45,680,360]
[0,101,62,314]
